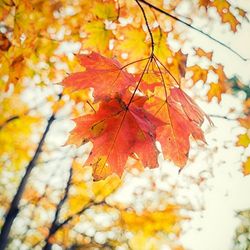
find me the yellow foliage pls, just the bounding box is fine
[83,20,114,53]
[153,30,172,62]
[0,95,41,171]
[129,232,185,250]
[92,173,121,202]
[121,205,182,236]
[67,162,120,216]
[188,65,208,84]
[243,157,250,176]
[207,82,224,102]
[116,26,150,61]
[237,133,250,148]
[91,1,117,20]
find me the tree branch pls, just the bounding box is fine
[0,115,19,130]
[42,163,73,250]
[137,0,249,61]
[135,0,154,54]
[42,200,105,250]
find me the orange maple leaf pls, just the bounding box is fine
[69,96,163,179]
[63,52,135,101]
[145,88,208,167]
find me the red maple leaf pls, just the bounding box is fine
[63,52,135,100]
[68,96,163,179]
[145,88,208,167]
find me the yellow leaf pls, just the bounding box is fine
[116,26,149,61]
[236,133,250,148]
[207,83,222,102]
[188,65,208,84]
[92,172,121,201]
[91,1,117,20]
[243,157,250,176]
[153,31,172,62]
[194,48,213,60]
[83,20,113,53]
[121,205,181,235]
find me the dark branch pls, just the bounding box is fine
[41,200,105,250]
[135,0,154,54]
[208,114,238,121]
[138,0,249,61]
[42,163,73,250]
[0,115,19,130]
[0,95,62,130]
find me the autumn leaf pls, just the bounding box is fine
[0,32,11,51]
[63,52,135,101]
[188,65,208,84]
[242,157,250,176]
[116,26,150,61]
[211,0,240,32]
[153,30,172,62]
[83,20,114,53]
[207,82,224,102]
[145,88,206,167]
[91,1,117,21]
[199,0,240,32]
[238,116,250,129]
[68,96,163,179]
[194,48,213,60]
[206,64,229,102]
[236,133,250,148]
[64,52,210,176]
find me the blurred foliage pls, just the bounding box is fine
[233,209,250,250]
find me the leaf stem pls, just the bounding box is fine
[126,57,152,108]
[120,57,150,70]
[153,55,180,86]
[153,57,168,99]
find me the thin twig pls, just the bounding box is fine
[153,55,180,86]
[135,0,154,54]
[208,114,238,121]
[153,57,168,99]
[126,57,151,107]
